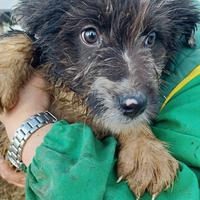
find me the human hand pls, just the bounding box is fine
[0,156,25,188]
[0,75,50,140]
[0,75,52,187]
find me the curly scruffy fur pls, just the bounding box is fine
[0,0,199,199]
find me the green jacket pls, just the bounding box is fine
[26,27,200,200]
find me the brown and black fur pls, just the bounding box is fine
[0,0,199,199]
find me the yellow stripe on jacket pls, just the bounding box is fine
[161,65,200,111]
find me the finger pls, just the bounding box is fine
[0,157,25,188]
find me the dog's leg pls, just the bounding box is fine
[117,124,179,198]
[0,33,33,112]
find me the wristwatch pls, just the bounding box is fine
[7,111,57,170]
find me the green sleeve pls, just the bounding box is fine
[26,119,200,200]
[25,120,134,200]
[151,76,200,200]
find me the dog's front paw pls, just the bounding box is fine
[117,133,179,199]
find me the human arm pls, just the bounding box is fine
[0,75,52,187]
[0,75,52,166]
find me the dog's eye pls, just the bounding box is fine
[144,32,157,48]
[81,28,99,46]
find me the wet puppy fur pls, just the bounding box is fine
[14,0,199,134]
[1,0,199,198]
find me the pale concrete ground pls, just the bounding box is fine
[0,0,19,9]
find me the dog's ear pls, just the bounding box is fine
[13,0,67,37]
[160,0,200,48]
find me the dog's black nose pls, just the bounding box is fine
[119,94,147,118]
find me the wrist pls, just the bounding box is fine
[7,111,57,169]
[4,108,46,141]
[22,124,52,166]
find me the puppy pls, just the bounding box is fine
[0,0,199,199]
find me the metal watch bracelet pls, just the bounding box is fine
[7,111,57,170]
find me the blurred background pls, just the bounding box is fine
[0,0,19,33]
[1,0,18,9]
